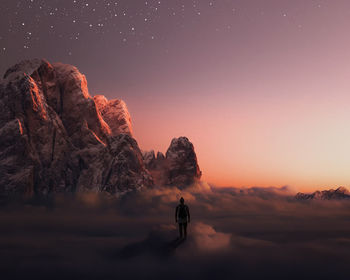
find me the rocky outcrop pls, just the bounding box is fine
[94,95,132,136]
[0,59,152,198]
[295,187,350,201]
[166,137,202,187]
[142,150,157,169]
[143,137,201,188]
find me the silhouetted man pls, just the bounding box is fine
[175,197,190,239]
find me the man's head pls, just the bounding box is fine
[180,197,184,204]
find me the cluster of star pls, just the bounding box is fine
[1,0,221,55]
[0,0,324,57]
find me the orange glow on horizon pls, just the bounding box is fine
[131,85,350,194]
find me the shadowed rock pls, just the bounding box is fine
[143,137,201,188]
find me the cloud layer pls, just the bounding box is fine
[1,184,350,280]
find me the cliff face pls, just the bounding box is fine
[0,59,152,198]
[93,95,133,136]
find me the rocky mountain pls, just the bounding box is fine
[0,59,201,199]
[93,95,132,136]
[142,137,202,189]
[295,187,350,200]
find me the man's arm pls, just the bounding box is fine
[187,206,190,223]
[175,206,178,222]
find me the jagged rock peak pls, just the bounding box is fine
[295,187,350,201]
[166,137,196,158]
[142,137,202,188]
[166,137,202,188]
[0,59,152,198]
[156,151,165,160]
[3,58,45,79]
[142,150,156,167]
[94,95,133,136]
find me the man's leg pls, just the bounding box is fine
[183,222,187,238]
[179,223,183,238]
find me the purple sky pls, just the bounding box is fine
[1,0,350,191]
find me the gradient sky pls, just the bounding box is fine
[1,0,350,191]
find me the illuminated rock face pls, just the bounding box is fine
[94,95,133,136]
[0,59,152,198]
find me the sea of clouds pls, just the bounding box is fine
[1,183,350,280]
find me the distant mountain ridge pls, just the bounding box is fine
[295,187,350,200]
